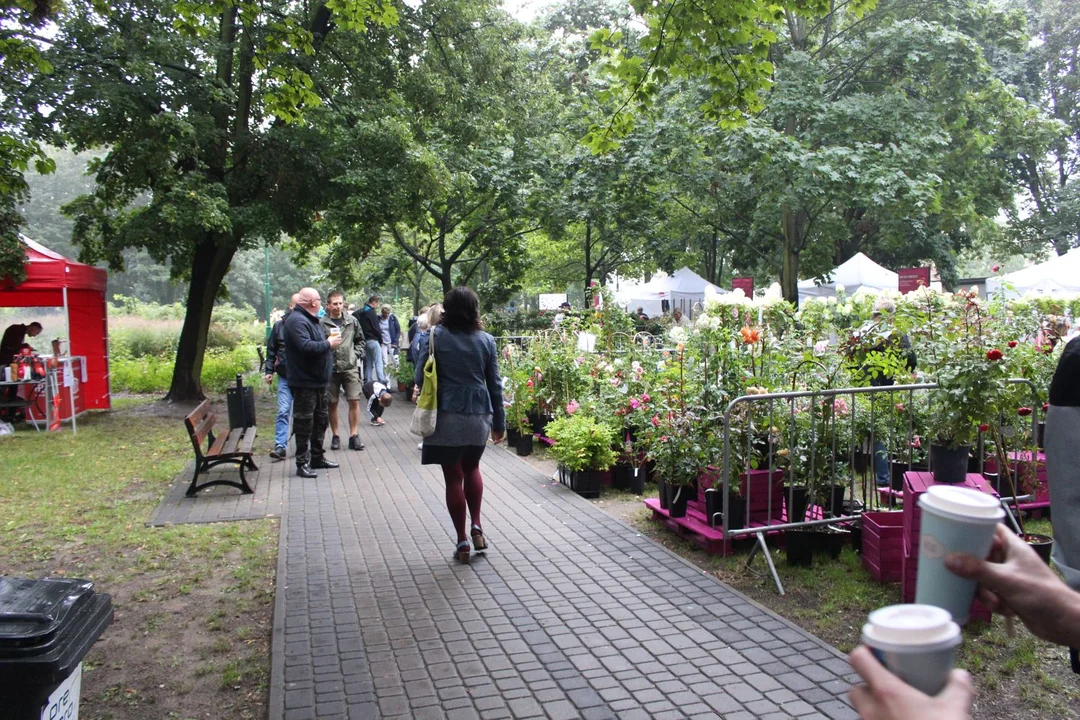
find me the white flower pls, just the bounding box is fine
[631,360,642,370]
[668,326,688,343]
[835,284,846,294]
[827,296,838,304]
[814,340,829,356]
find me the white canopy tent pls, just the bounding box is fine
[612,267,725,319]
[798,252,898,303]
[985,249,1080,297]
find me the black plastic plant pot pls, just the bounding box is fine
[890,462,909,491]
[667,483,690,518]
[516,434,533,457]
[706,489,743,529]
[814,525,850,559]
[626,466,645,495]
[931,444,970,484]
[1024,533,1053,564]
[785,486,809,524]
[612,464,630,490]
[506,427,521,446]
[786,529,815,567]
[570,470,602,499]
[1037,421,1046,450]
[657,478,669,509]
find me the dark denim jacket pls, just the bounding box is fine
[414,326,505,432]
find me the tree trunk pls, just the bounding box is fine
[439,262,453,294]
[165,236,236,402]
[583,219,593,306]
[781,209,802,306]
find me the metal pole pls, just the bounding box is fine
[264,243,272,343]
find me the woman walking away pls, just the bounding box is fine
[414,288,504,563]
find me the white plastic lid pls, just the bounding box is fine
[919,485,1004,520]
[863,604,960,648]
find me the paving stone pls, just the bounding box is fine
[267,402,859,720]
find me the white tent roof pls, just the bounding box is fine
[985,249,1080,297]
[798,252,897,301]
[612,267,726,318]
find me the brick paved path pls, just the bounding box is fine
[268,402,860,720]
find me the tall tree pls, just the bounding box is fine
[25,0,398,401]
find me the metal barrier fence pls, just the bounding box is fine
[718,379,1042,593]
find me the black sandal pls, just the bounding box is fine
[471,525,487,551]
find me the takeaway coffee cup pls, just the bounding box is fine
[862,604,962,696]
[916,485,1004,623]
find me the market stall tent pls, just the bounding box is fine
[613,267,726,319]
[798,252,898,303]
[985,249,1080,297]
[0,236,110,409]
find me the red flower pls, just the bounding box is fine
[1043,403,1050,411]
[992,264,1001,273]
[1018,407,1032,417]
[978,423,990,433]
[986,349,1003,361]
[1007,340,1018,348]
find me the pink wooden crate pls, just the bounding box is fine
[862,511,904,583]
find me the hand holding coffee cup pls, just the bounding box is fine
[915,485,1004,623]
[849,643,973,719]
[859,604,962,696]
[946,525,1080,649]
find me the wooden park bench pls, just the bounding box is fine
[184,400,257,497]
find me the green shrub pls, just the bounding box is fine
[206,323,241,351]
[110,346,259,394]
[112,326,179,359]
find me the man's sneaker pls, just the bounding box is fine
[370,418,384,426]
[330,435,341,450]
[349,435,365,451]
[269,445,287,461]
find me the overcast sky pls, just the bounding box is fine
[502,0,551,22]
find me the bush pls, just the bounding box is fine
[206,323,241,351]
[111,326,179,359]
[110,346,259,394]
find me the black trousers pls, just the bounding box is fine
[292,386,329,468]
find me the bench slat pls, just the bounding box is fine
[238,428,257,455]
[185,399,212,427]
[189,412,216,448]
[206,427,230,457]
[219,427,245,456]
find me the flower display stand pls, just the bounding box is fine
[983,451,1050,517]
[901,471,995,624]
[861,511,903,583]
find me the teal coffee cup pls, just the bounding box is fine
[916,485,1004,623]
[862,604,962,696]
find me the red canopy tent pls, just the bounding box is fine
[0,236,110,410]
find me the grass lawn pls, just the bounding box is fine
[590,480,1080,720]
[0,396,277,720]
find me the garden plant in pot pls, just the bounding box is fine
[925,290,1009,484]
[646,409,705,519]
[545,411,617,499]
[396,358,415,394]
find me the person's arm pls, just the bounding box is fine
[848,646,973,720]
[367,392,378,421]
[264,324,278,376]
[413,333,429,389]
[945,524,1080,649]
[485,336,505,434]
[296,324,332,356]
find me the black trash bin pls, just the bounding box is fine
[226,373,256,429]
[0,577,114,720]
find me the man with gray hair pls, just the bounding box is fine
[284,288,342,478]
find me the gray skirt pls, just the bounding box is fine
[421,411,491,466]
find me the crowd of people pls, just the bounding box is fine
[263,286,504,564]
[263,289,407,477]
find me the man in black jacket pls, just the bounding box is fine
[284,288,342,478]
[264,294,299,461]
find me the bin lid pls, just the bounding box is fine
[0,577,95,649]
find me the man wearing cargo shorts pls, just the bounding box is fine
[321,290,366,451]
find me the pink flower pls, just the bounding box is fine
[895,402,905,413]
[566,400,579,415]
[641,394,650,403]
[629,398,640,410]
[1018,406,1032,417]
[526,379,534,388]
[610,378,620,387]
[651,415,660,427]
[911,436,922,449]
[992,264,1001,273]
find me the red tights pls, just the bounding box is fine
[443,457,483,543]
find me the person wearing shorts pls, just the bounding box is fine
[413,287,505,564]
[321,290,366,451]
